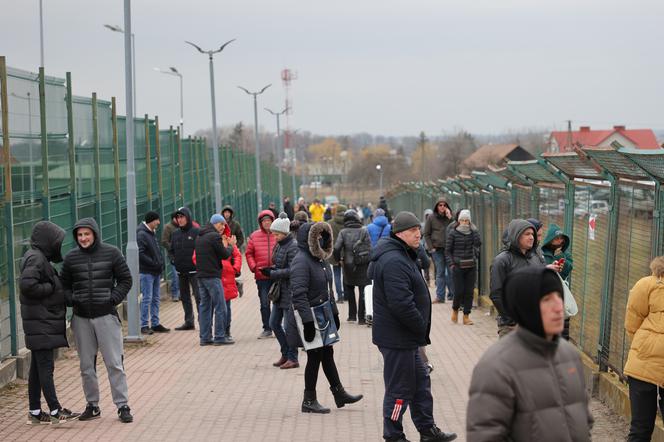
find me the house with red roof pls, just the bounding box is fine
[548,125,660,152]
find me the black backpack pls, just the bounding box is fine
[351,228,371,267]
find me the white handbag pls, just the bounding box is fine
[559,274,578,319]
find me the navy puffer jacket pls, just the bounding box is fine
[269,234,299,308]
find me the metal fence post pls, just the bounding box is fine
[154,116,164,223]
[92,93,103,227]
[65,73,78,222]
[177,129,184,208]
[1,56,18,356]
[144,114,152,211]
[38,67,50,220]
[169,126,177,210]
[111,98,123,246]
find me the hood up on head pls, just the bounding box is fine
[257,209,276,231]
[343,209,362,227]
[503,219,538,254]
[31,221,66,263]
[72,217,102,251]
[542,223,570,252]
[175,207,194,230]
[433,197,451,218]
[504,266,563,338]
[221,205,235,221]
[301,222,333,260]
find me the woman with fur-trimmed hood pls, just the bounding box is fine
[290,222,363,414]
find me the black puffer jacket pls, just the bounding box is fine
[445,225,481,267]
[222,205,245,248]
[290,222,339,324]
[62,218,133,318]
[368,233,432,350]
[194,223,232,279]
[333,212,371,286]
[137,222,164,275]
[269,234,299,308]
[170,207,199,274]
[490,219,543,326]
[19,221,68,350]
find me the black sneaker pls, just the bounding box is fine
[27,411,51,425]
[140,326,153,335]
[51,408,81,424]
[151,324,170,333]
[175,323,195,331]
[118,405,133,423]
[419,425,457,442]
[79,404,101,421]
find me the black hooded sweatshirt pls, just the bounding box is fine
[170,207,199,274]
[19,221,68,350]
[61,217,133,318]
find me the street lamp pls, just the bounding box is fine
[11,92,35,198]
[154,66,184,136]
[104,24,137,117]
[376,164,384,196]
[186,39,235,213]
[238,84,271,211]
[39,0,45,67]
[265,106,288,210]
[289,128,300,200]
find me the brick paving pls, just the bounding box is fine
[0,272,628,441]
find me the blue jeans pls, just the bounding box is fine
[256,280,272,332]
[140,273,161,328]
[333,264,344,301]
[169,264,180,300]
[431,249,453,301]
[197,277,227,343]
[269,305,298,362]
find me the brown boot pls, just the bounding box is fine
[273,356,287,367]
[463,314,474,325]
[451,310,459,324]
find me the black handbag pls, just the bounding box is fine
[268,280,281,302]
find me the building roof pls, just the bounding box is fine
[550,126,660,150]
[462,143,528,170]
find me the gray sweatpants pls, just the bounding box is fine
[71,314,129,408]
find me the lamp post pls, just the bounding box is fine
[39,0,44,66]
[238,84,271,211]
[186,39,235,213]
[376,164,383,196]
[154,66,184,136]
[104,24,136,117]
[289,128,300,200]
[265,106,288,210]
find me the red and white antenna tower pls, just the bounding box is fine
[281,68,298,154]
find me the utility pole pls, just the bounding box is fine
[265,107,288,211]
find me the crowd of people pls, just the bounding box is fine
[17,193,664,441]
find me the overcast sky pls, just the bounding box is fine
[2,0,663,138]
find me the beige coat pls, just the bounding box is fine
[624,275,664,387]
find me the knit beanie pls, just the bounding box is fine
[459,209,471,222]
[374,208,385,218]
[270,213,291,235]
[144,211,160,223]
[210,214,225,225]
[504,267,563,338]
[392,211,421,233]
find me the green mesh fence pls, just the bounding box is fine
[0,64,299,360]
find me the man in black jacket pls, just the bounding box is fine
[138,211,169,335]
[369,211,457,442]
[19,221,80,424]
[195,214,236,345]
[170,207,200,330]
[424,198,454,303]
[61,217,134,423]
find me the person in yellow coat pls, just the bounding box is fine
[624,256,664,442]
[308,199,325,222]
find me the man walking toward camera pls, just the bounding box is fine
[370,211,457,442]
[138,211,169,335]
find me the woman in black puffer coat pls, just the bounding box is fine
[445,209,481,325]
[333,210,371,323]
[291,222,363,414]
[19,221,77,422]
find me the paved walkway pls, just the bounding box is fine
[0,273,628,441]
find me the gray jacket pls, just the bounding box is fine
[467,327,593,442]
[489,219,543,326]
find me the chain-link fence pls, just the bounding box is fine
[388,151,664,378]
[0,60,299,360]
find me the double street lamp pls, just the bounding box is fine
[154,66,184,136]
[186,39,235,213]
[265,106,288,210]
[238,84,271,211]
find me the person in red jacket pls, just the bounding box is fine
[221,223,242,339]
[245,210,276,339]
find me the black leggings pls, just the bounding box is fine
[304,346,341,391]
[452,267,476,315]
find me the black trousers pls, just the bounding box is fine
[452,267,476,315]
[379,346,435,439]
[28,349,61,411]
[179,272,200,326]
[304,346,341,391]
[628,376,664,442]
[344,284,365,321]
